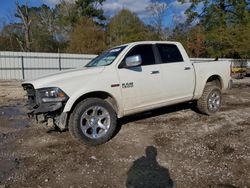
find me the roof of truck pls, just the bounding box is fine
[114,41,181,49]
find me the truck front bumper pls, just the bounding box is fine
[27,102,63,116]
[23,84,69,131]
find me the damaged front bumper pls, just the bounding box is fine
[27,102,63,116]
[22,84,69,131]
[35,112,68,131]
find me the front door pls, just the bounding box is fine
[117,44,163,114]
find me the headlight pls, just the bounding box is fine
[37,87,68,103]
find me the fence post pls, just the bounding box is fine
[59,55,62,71]
[21,56,25,80]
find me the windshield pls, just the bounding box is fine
[86,46,127,67]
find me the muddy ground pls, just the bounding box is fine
[0,78,250,188]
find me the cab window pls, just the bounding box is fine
[156,44,183,63]
[125,45,156,66]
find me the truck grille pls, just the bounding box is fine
[22,84,37,108]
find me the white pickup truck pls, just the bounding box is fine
[22,41,232,145]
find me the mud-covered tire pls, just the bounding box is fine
[69,98,117,146]
[197,85,222,115]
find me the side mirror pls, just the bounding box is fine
[125,55,142,67]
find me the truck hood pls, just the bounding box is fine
[22,66,105,89]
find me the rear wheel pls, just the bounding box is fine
[69,98,117,146]
[197,85,222,115]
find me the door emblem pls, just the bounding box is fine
[122,82,134,88]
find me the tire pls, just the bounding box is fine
[197,84,222,115]
[69,98,117,146]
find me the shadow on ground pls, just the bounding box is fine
[126,146,173,188]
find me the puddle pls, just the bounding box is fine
[0,105,26,116]
[0,105,29,129]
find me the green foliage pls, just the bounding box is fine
[67,17,106,54]
[107,9,160,47]
[0,30,19,51]
[0,0,108,52]
[182,0,249,26]
[28,4,60,52]
[31,27,57,52]
[54,2,78,27]
[0,0,249,58]
[187,25,206,58]
[75,0,106,21]
[175,0,250,58]
[0,23,24,51]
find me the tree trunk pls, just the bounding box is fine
[16,0,32,52]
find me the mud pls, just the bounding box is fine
[0,79,250,188]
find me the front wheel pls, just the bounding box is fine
[197,85,222,115]
[69,98,117,146]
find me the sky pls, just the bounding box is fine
[0,0,191,28]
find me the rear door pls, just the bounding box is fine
[156,43,195,102]
[117,44,163,113]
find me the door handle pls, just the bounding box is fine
[184,67,191,70]
[151,71,160,74]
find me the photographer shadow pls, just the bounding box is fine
[126,146,173,188]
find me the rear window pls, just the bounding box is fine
[156,44,183,63]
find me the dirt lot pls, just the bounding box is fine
[0,79,250,188]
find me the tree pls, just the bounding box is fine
[15,0,32,51]
[180,0,249,26]
[146,0,168,39]
[75,0,106,22]
[67,17,106,54]
[187,24,206,58]
[178,0,250,58]
[53,1,77,43]
[0,0,108,53]
[0,24,20,51]
[12,1,60,52]
[230,15,250,58]
[53,0,107,50]
[28,4,60,52]
[107,9,159,47]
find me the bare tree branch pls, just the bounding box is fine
[15,0,32,51]
[16,37,25,52]
[146,1,168,39]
